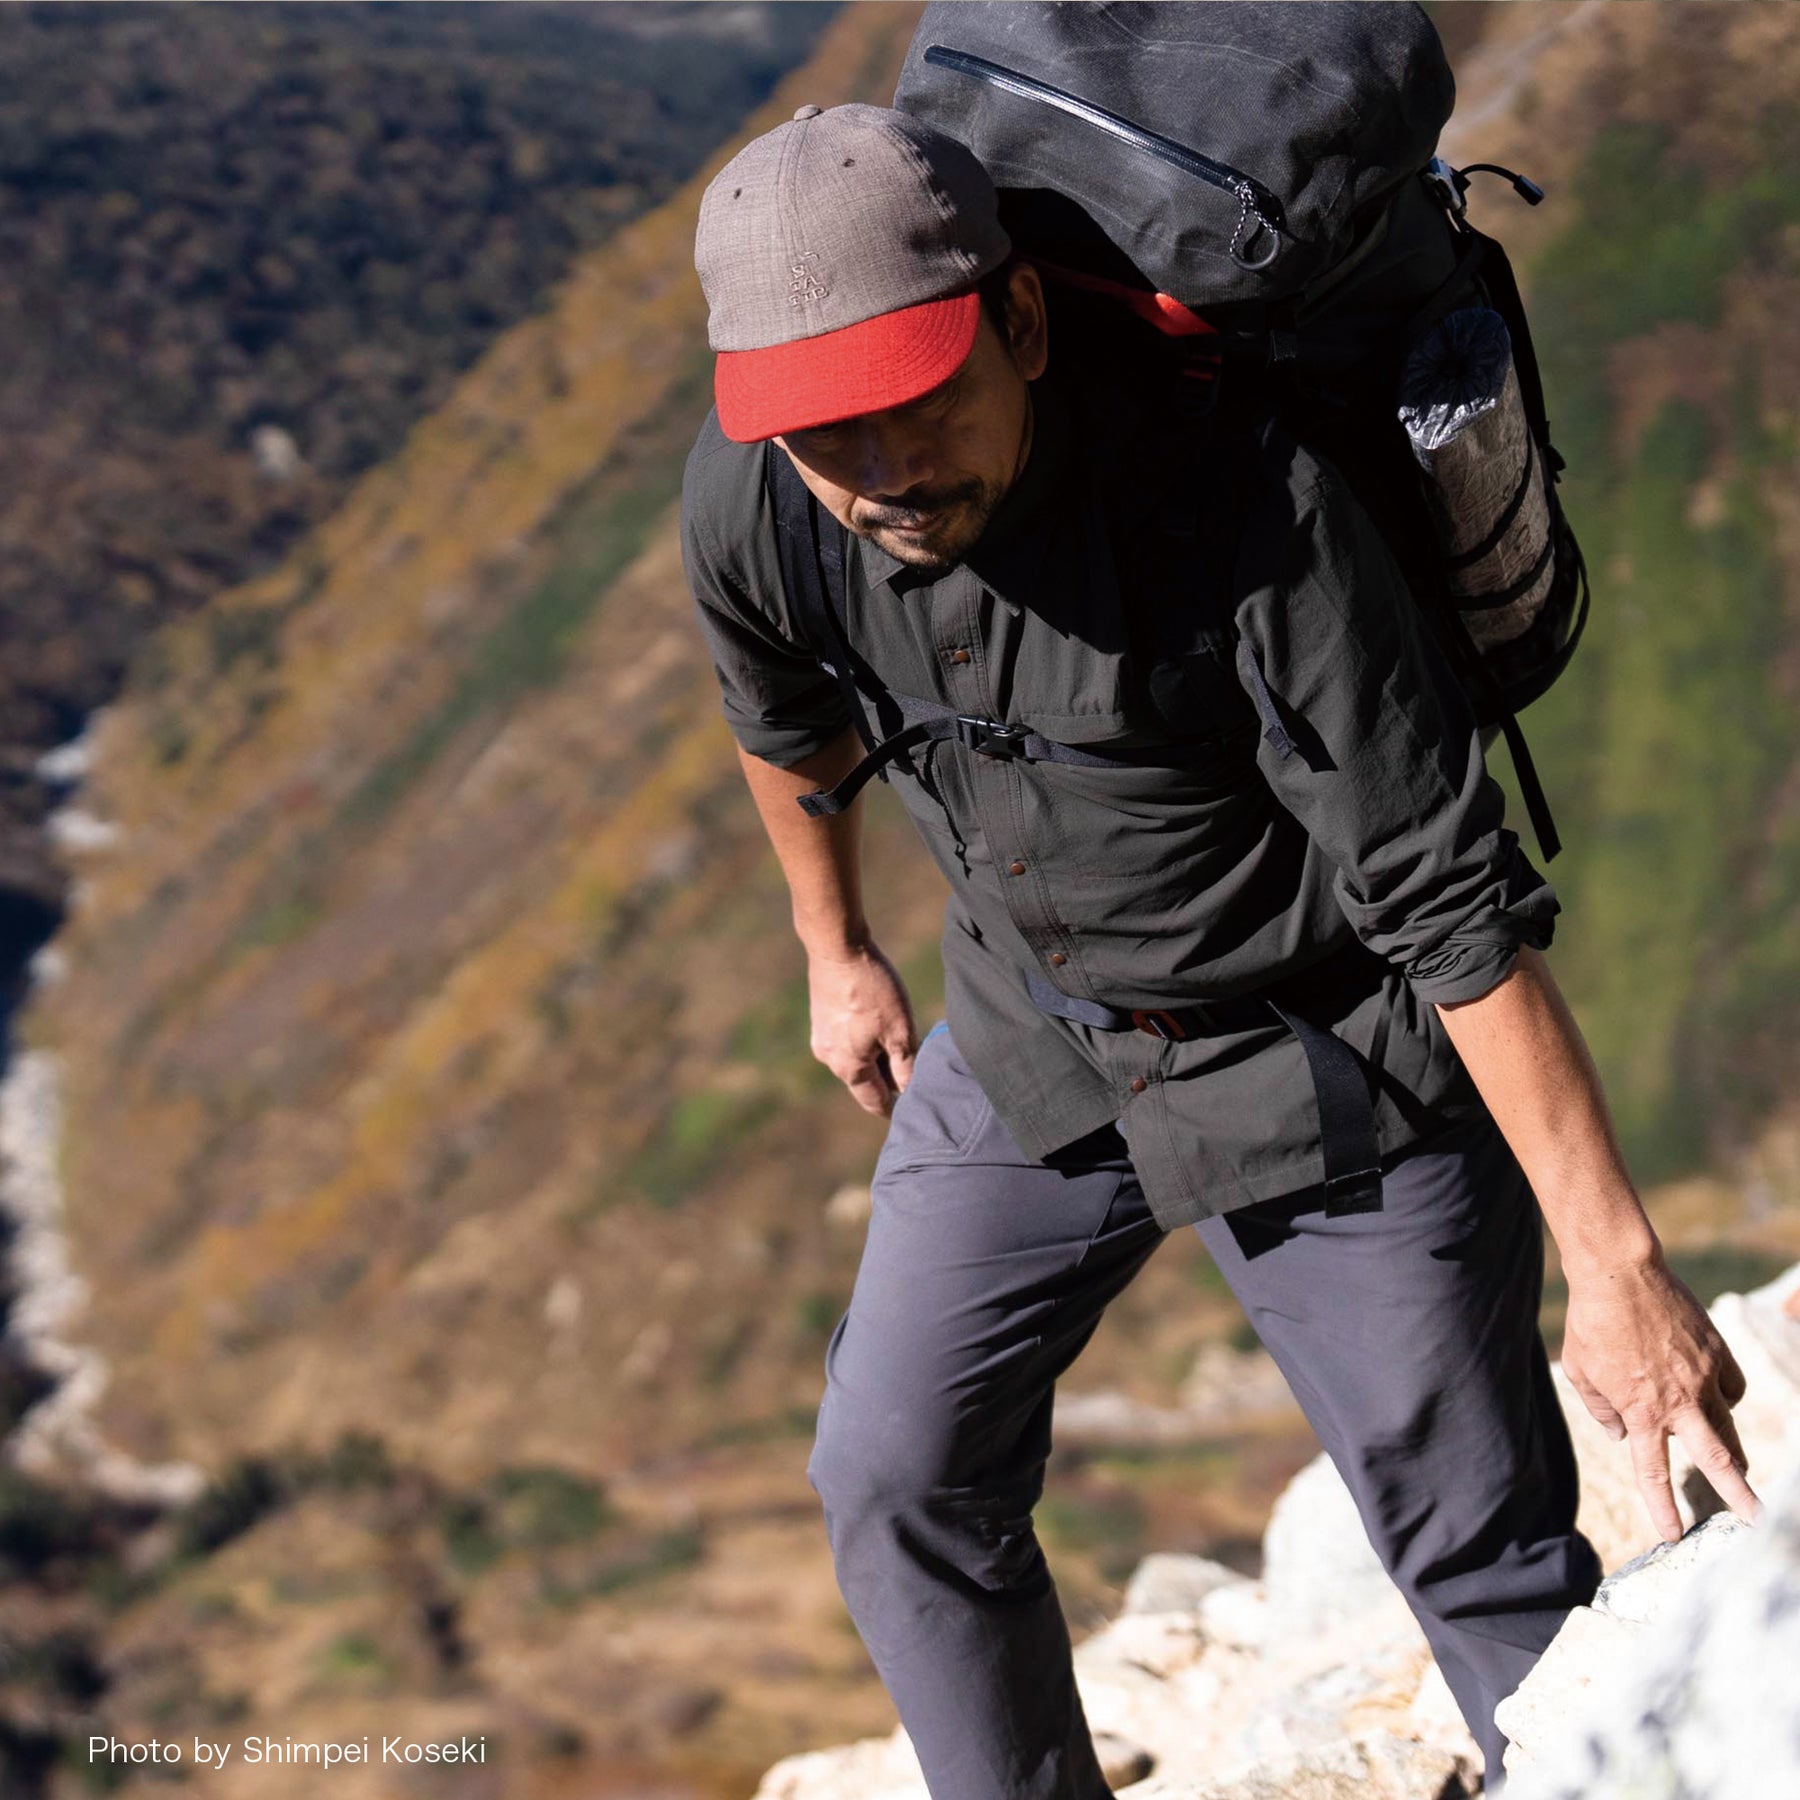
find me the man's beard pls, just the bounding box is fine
[849,477,1002,573]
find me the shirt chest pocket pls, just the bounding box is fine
[1145,632,1259,747]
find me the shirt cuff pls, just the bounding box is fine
[1404,910,1556,1006]
[721,706,849,770]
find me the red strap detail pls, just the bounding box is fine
[1029,257,1218,340]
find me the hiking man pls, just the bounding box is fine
[680,100,1757,1798]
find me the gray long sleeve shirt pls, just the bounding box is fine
[680,370,1557,1229]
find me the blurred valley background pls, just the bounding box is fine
[0,4,1797,1797]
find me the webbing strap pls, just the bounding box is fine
[766,444,882,756]
[796,701,1168,818]
[1495,710,1561,864]
[1266,1000,1384,1216]
[1024,970,1384,1217]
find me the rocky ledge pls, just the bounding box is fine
[755,1262,1800,1800]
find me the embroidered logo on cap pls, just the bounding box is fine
[788,251,829,309]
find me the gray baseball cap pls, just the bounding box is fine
[695,102,1011,442]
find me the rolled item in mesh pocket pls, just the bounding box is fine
[1399,307,1555,652]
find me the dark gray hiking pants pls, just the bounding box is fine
[805,1023,1602,1799]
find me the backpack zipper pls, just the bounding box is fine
[921,44,1285,268]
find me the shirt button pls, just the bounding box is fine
[1008,860,1027,877]
[947,648,972,665]
[1129,1077,1148,1095]
[1047,952,1067,967]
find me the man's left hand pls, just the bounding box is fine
[1561,1251,1760,1543]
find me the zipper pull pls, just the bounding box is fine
[1229,181,1283,271]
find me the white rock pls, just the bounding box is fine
[1406,1659,1481,1770]
[1197,1577,1273,1649]
[825,1182,873,1228]
[1077,1610,1210,1681]
[752,1261,1800,1800]
[754,1727,922,1800]
[1055,1389,1203,1445]
[1178,1342,1296,1422]
[1497,1512,1753,1782]
[1492,1603,1635,1769]
[46,808,121,853]
[1592,1512,1753,1625]
[543,1274,582,1333]
[33,724,96,785]
[1056,1348,1297,1450]
[1094,1732,1156,1790]
[1258,1453,1393,1637]
[26,943,67,988]
[1123,1554,1247,1618]
[250,422,304,480]
[1706,1269,1800,1490]
[1121,1731,1472,1800]
[755,1720,1155,1800]
[1506,1462,1799,1800]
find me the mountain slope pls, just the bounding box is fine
[39,2,953,1486]
[1443,2,1800,1181]
[0,0,831,932]
[11,6,1800,1797]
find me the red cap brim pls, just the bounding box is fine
[713,290,981,443]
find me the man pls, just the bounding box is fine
[680,102,1757,1798]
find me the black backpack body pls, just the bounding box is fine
[889,0,1589,859]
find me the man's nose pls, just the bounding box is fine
[855,419,935,498]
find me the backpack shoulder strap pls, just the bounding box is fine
[762,441,880,754]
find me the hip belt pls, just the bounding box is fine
[1024,969,1384,1218]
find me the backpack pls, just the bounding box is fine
[879,0,1589,860]
[769,5,1588,855]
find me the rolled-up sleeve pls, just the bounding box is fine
[680,418,853,769]
[1233,449,1558,1006]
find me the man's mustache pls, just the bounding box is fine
[855,483,982,529]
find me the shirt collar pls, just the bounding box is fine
[856,376,1075,609]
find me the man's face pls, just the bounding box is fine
[775,264,1049,574]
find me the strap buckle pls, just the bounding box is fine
[1423,155,1469,222]
[1323,1166,1385,1218]
[955,716,1031,760]
[1130,1008,1190,1043]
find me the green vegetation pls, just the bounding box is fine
[1505,118,1800,1179]
[341,351,716,838]
[488,1465,612,1550]
[793,1291,844,1339]
[622,1088,773,1212]
[317,1632,391,1683]
[441,1463,612,1573]
[726,974,841,1098]
[175,1456,288,1558]
[1037,1489,1147,1582]
[537,1524,705,1609]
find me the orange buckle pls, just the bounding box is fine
[1130,1009,1189,1043]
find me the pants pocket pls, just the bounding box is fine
[878,1024,996,1170]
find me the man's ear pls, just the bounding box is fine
[1004,262,1049,383]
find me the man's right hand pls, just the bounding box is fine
[808,943,918,1117]
[731,734,916,1115]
